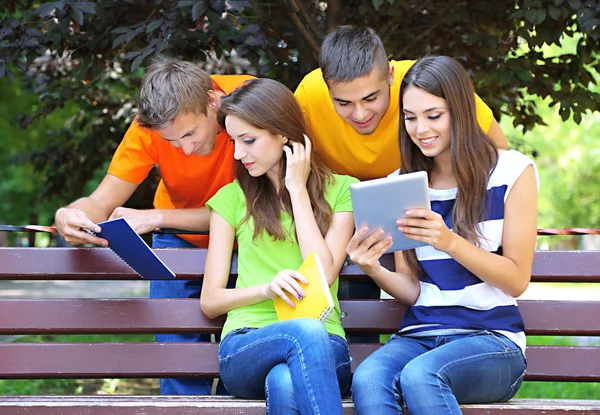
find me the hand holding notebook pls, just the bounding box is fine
[94,218,176,279]
[274,252,334,323]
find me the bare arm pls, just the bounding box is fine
[55,174,138,246]
[442,165,537,297]
[291,187,355,285]
[400,165,538,297]
[286,138,354,284]
[200,212,274,319]
[109,206,210,233]
[346,228,421,306]
[487,118,508,149]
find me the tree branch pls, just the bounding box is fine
[326,0,342,32]
[283,0,320,55]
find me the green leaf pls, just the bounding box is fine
[131,54,144,72]
[548,6,560,20]
[70,7,84,26]
[146,19,163,33]
[176,0,196,8]
[111,27,130,34]
[568,0,581,9]
[525,9,538,23]
[372,0,384,10]
[72,2,97,15]
[34,2,58,18]
[533,9,547,25]
[112,33,128,48]
[192,2,208,21]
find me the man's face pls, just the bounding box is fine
[156,103,219,156]
[326,65,394,135]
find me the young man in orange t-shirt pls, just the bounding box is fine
[54,59,253,395]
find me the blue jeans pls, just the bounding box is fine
[352,330,526,415]
[219,319,352,415]
[151,233,227,395]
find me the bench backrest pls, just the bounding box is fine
[0,248,599,382]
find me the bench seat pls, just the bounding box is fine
[0,248,599,414]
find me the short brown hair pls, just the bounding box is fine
[319,26,389,83]
[137,58,213,129]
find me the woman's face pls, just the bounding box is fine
[225,115,288,182]
[402,85,452,160]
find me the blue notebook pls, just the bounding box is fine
[95,218,176,279]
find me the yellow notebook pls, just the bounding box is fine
[274,252,334,323]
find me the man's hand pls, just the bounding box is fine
[108,207,164,235]
[55,207,107,246]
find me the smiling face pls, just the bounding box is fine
[326,65,394,135]
[225,115,288,183]
[402,85,452,161]
[156,107,219,156]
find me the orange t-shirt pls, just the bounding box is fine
[107,74,254,247]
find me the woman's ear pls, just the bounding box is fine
[279,135,289,145]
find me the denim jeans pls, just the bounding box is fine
[352,330,526,415]
[151,233,227,396]
[219,318,352,415]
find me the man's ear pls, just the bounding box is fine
[388,64,395,87]
[207,90,220,111]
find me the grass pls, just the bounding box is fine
[1,334,599,398]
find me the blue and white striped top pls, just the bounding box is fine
[394,150,538,352]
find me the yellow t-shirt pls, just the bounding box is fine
[295,60,494,181]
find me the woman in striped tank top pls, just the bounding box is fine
[348,55,538,415]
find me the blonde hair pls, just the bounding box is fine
[137,58,213,129]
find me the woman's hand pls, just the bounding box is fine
[265,270,309,308]
[283,135,312,194]
[397,208,456,253]
[346,227,393,276]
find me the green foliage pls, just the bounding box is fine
[0,0,598,225]
[502,93,600,231]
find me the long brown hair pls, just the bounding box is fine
[399,56,498,277]
[219,78,334,241]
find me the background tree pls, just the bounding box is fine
[0,0,598,233]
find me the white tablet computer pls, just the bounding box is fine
[350,171,431,252]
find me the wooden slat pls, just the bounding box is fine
[1,248,600,282]
[1,343,599,382]
[0,397,599,415]
[1,299,599,335]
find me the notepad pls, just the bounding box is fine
[274,252,334,323]
[95,218,176,279]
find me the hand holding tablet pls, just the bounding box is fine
[350,171,431,253]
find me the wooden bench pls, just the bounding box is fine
[0,247,599,414]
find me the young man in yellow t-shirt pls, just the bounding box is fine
[294,26,507,182]
[294,26,508,342]
[54,59,253,395]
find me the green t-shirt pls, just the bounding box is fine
[206,174,359,339]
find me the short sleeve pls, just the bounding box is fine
[107,121,159,185]
[473,94,494,133]
[328,175,360,213]
[205,182,242,228]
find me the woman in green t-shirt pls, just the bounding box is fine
[201,78,358,415]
